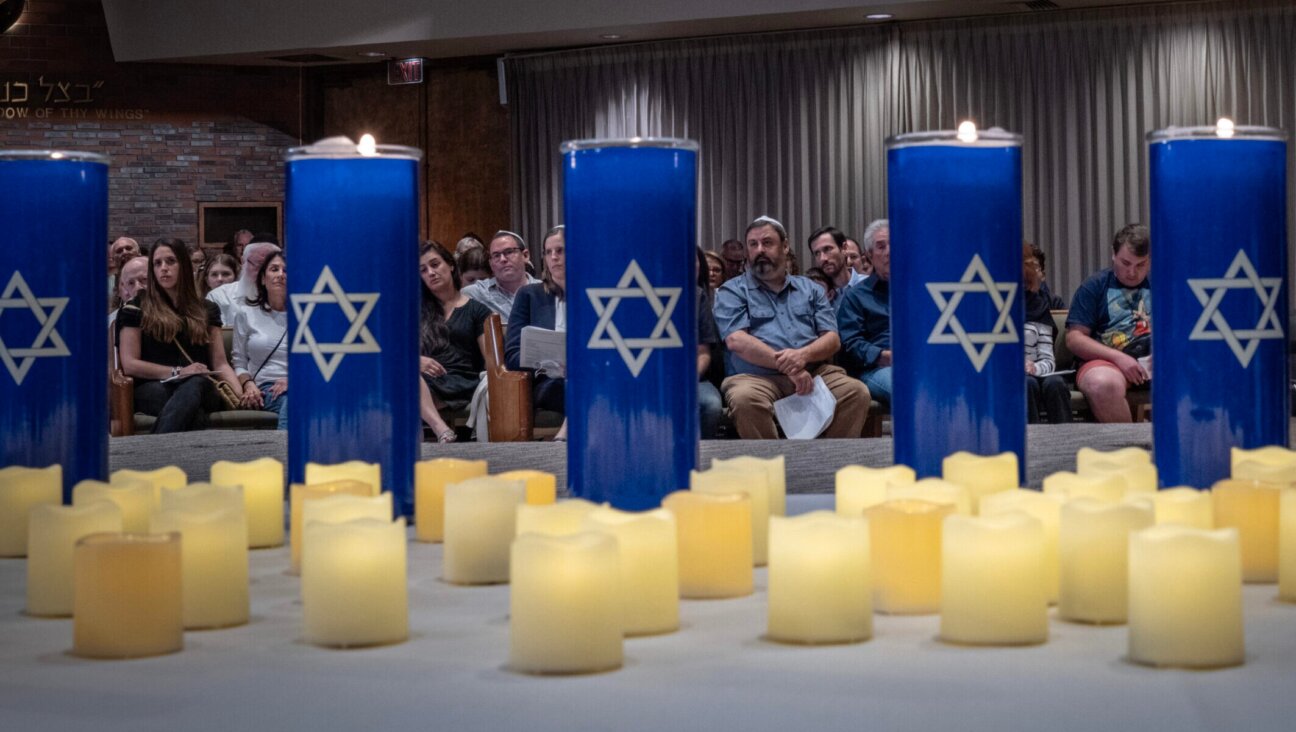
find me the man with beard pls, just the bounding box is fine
[808,226,867,311]
[713,216,870,439]
[837,218,893,407]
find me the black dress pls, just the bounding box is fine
[422,298,492,410]
[117,297,225,433]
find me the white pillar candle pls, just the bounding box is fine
[711,455,786,516]
[836,464,915,517]
[73,479,153,533]
[767,512,872,645]
[1233,460,1295,487]
[662,490,752,599]
[289,480,374,574]
[1076,446,1151,472]
[1151,487,1214,529]
[300,493,393,574]
[0,464,62,557]
[581,506,679,636]
[887,478,971,516]
[516,498,598,537]
[151,507,249,629]
[1057,499,1154,624]
[940,513,1047,646]
[1231,445,1296,473]
[981,490,1065,604]
[509,532,622,674]
[691,467,770,566]
[1212,478,1282,583]
[111,466,186,507]
[865,500,951,614]
[942,451,1017,514]
[1078,460,1158,495]
[159,482,246,524]
[414,458,488,543]
[302,518,408,648]
[1128,526,1244,668]
[73,532,183,659]
[210,457,285,549]
[496,469,558,505]
[443,477,526,585]
[305,460,381,495]
[1280,488,1295,603]
[25,502,122,617]
[1042,471,1125,503]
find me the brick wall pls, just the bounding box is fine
[1,1,302,247]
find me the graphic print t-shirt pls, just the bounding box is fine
[1065,268,1151,358]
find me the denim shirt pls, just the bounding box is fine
[837,273,890,376]
[714,270,837,376]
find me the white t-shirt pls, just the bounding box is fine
[231,304,288,384]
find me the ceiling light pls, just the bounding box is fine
[357,51,388,58]
[865,13,893,21]
[600,34,624,40]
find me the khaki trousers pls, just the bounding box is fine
[722,364,870,440]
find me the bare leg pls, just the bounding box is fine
[419,377,454,438]
[1077,366,1132,423]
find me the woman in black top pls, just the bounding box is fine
[419,240,492,443]
[118,239,245,433]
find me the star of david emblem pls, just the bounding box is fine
[0,271,70,385]
[586,259,683,377]
[926,254,1018,372]
[1187,249,1283,368]
[290,265,381,382]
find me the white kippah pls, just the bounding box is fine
[493,230,527,248]
[752,215,784,230]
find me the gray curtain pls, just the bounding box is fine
[505,0,1295,299]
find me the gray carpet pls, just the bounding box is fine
[106,421,1296,494]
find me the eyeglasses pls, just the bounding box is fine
[490,247,523,261]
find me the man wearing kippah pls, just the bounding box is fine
[463,230,540,324]
[714,216,871,439]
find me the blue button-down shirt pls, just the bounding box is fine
[837,273,890,376]
[714,270,837,376]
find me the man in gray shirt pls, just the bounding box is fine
[462,230,540,323]
[713,216,870,439]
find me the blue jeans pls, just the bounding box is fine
[699,380,723,439]
[259,383,288,430]
[859,366,892,408]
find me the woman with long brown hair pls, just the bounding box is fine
[117,239,245,432]
[418,240,493,442]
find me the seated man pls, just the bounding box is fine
[1066,223,1151,423]
[836,218,892,407]
[808,226,866,311]
[463,230,540,324]
[714,216,870,439]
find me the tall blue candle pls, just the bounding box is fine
[0,151,109,502]
[563,139,699,510]
[888,129,1026,481]
[285,139,422,515]
[1150,124,1289,488]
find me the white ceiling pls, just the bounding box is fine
[100,0,1193,66]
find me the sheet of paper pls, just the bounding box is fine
[773,375,836,439]
[520,326,565,369]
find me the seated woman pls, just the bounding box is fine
[456,245,492,287]
[232,251,289,429]
[418,241,493,443]
[118,239,244,433]
[199,253,239,298]
[1024,242,1071,424]
[504,225,568,441]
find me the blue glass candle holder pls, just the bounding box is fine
[562,138,699,510]
[1150,124,1289,488]
[0,150,109,501]
[285,139,422,515]
[888,129,1026,482]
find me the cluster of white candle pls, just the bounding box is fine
[2,445,1293,670]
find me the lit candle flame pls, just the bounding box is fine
[1216,118,1235,139]
[358,134,378,156]
[957,121,978,143]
